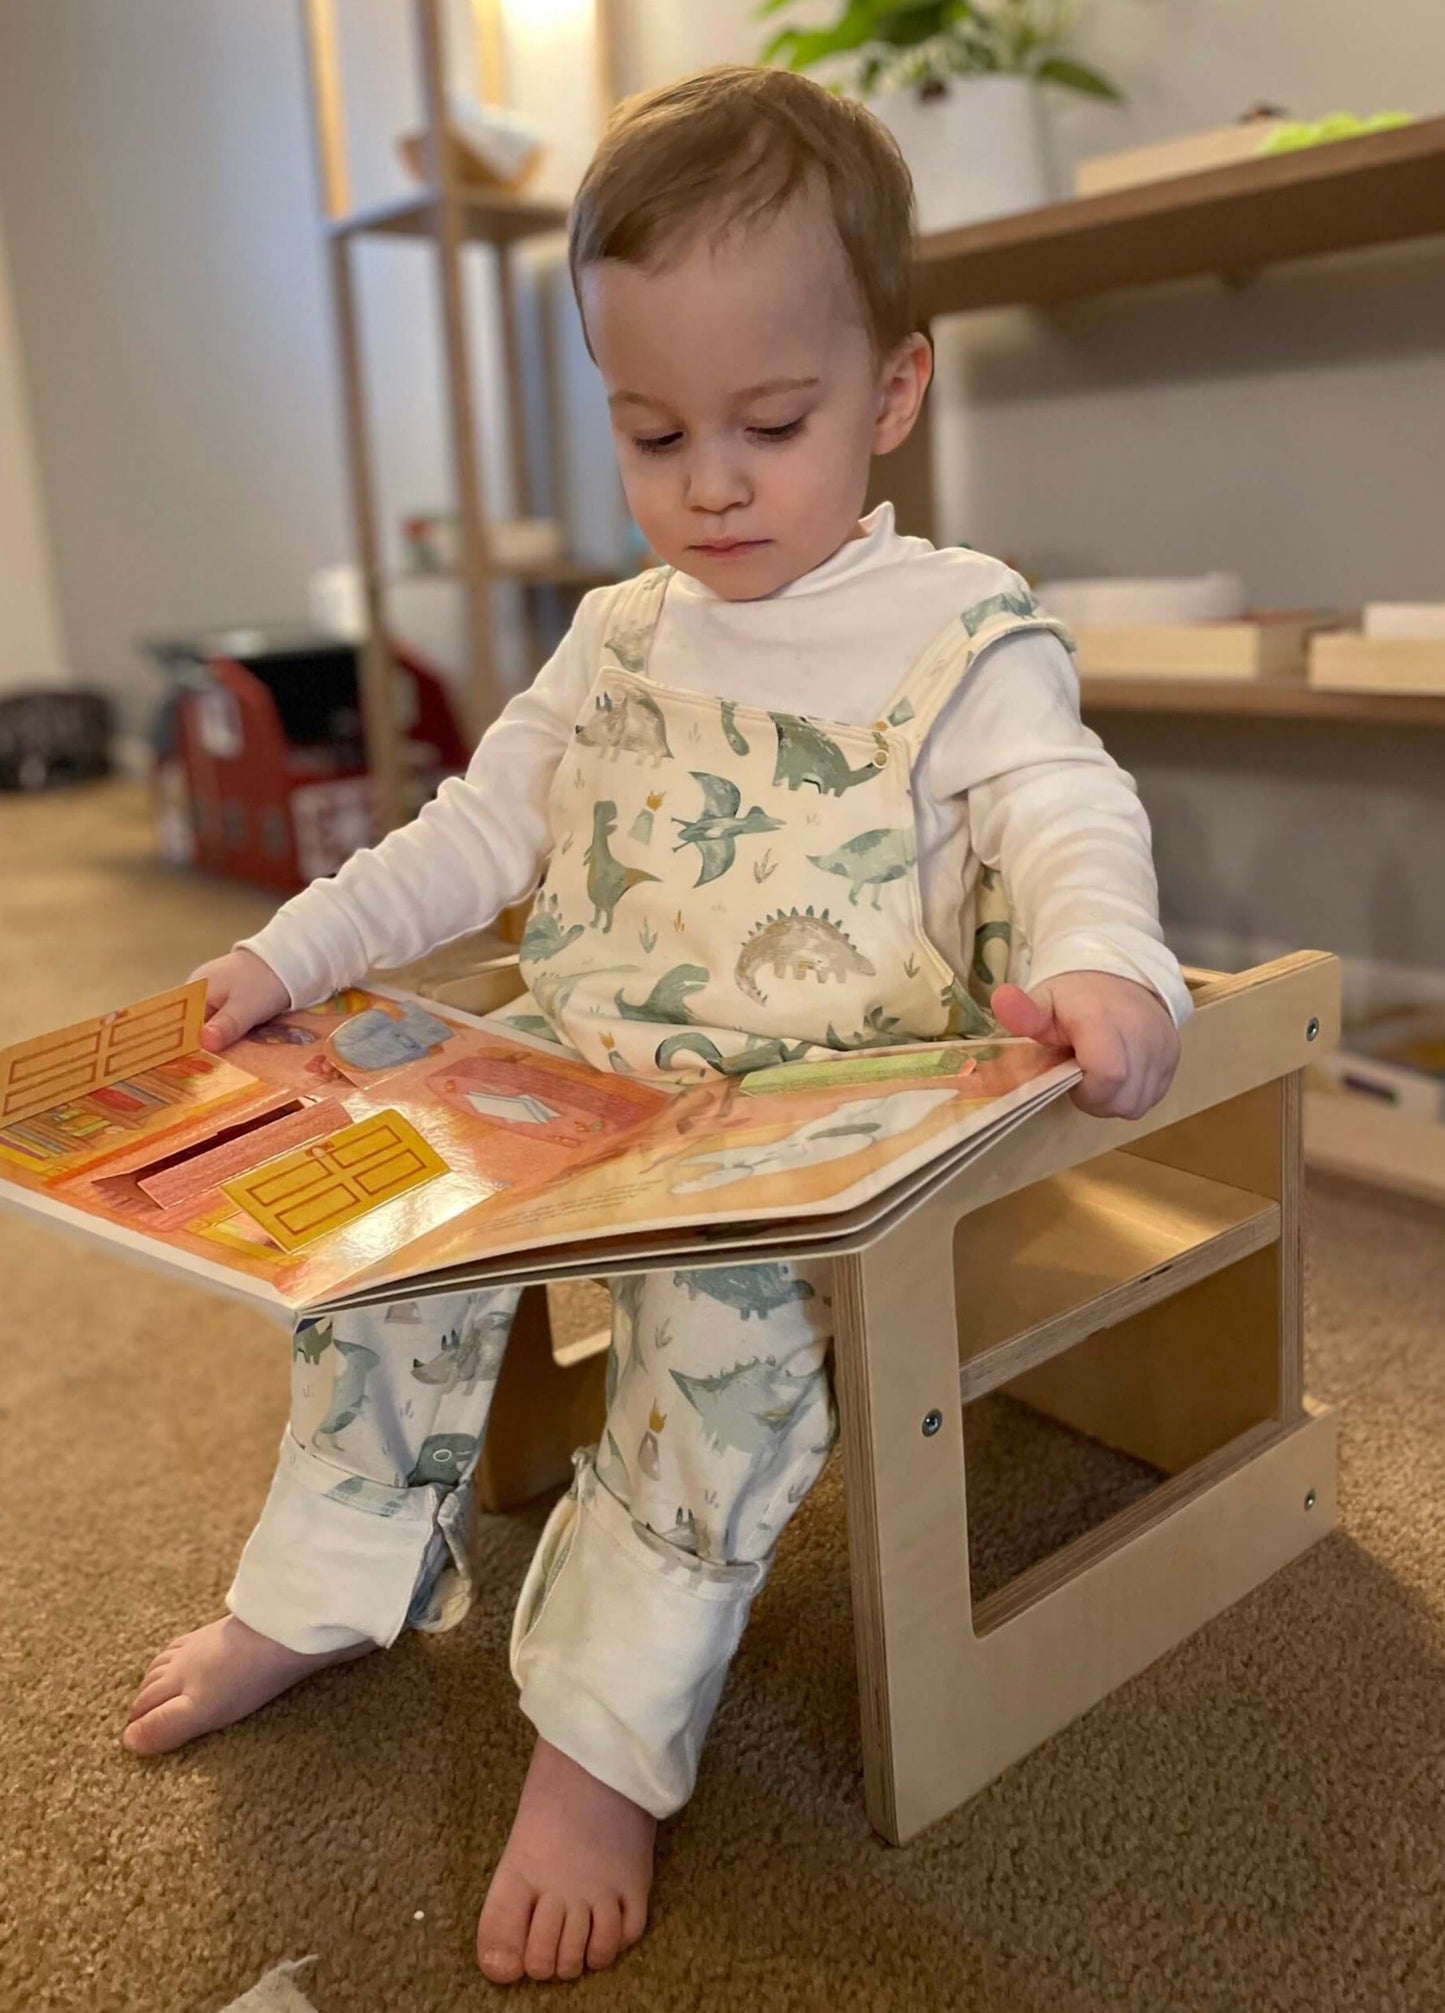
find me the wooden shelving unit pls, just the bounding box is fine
[1078,677,1445,728]
[297,0,622,832]
[914,114,1445,317]
[893,115,1445,740]
[887,122,1445,1204]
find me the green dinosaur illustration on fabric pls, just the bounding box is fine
[595,1427,632,1503]
[614,1274,647,1378]
[407,1433,480,1487]
[615,964,709,1025]
[886,696,916,727]
[410,1296,512,1395]
[719,700,750,756]
[770,714,881,796]
[672,772,783,887]
[672,1265,816,1321]
[736,907,876,1006]
[316,1335,380,1438]
[808,827,916,908]
[657,1508,700,1554]
[519,891,584,962]
[824,1003,905,1049]
[585,802,660,932]
[293,1317,334,1364]
[971,919,1014,993]
[940,975,998,1038]
[655,1030,815,1077]
[960,589,1038,638]
[576,685,672,762]
[670,1353,820,1454]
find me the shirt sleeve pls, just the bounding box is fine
[920,628,1193,1027]
[235,586,616,1008]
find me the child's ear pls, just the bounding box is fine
[873,332,933,455]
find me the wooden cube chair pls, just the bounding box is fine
[404,949,1340,1846]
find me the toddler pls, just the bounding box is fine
[122,65,1185,1984]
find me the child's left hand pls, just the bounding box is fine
[990,971,1181,1120]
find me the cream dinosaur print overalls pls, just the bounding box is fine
[232,561,1072,1820]
[517,563,1072,1074]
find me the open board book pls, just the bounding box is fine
[0,979,1081,1318]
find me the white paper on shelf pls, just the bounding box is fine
[1032,573,1246,626]
[1362,603,1445,640]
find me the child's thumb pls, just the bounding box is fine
[199,1008,243,1052]
[990,982,1061,1045]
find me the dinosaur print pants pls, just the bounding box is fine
[227,1259,836,1817]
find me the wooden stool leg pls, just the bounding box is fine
[834,1197,975,1845]
[833,1071,1335,1848]
[473,1283,608,1513]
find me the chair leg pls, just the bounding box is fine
[833,1196,976,1845]
[833,1085,1335,1847]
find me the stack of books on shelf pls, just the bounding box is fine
[1034,573,1335,684]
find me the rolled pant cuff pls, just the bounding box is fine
[227,1431,456,1654]
[511,1452,769,1820]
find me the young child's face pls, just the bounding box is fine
[581,182,925,601]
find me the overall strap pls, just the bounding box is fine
[879,575,1076,758]
[599,564,674,677]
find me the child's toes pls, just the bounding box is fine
[125,1670,182,1726]
[122,1692,205,1756]
[556,1903,593,1981]
[476,1868,534,1984]
[523,1892,568,1980]
[620,1885,649,1953]
[586,1895,624,1972]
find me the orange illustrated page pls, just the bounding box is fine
[0,981,1075,1313]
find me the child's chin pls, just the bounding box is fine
[680,547,790,600]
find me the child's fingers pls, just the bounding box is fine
[1068,1023,1132,1115]
[990,982,1062,1045]
[198,1001,249,1052]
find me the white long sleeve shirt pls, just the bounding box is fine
[240,503,1191,1027]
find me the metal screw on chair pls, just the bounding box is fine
[922,1409,943,1437]
[1306,1018,1320,1041]
[1304,1489,1317,1510]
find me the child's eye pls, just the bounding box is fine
[749,419,804,444]
[634,432,683,456]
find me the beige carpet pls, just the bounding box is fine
[4,783,1445,2013]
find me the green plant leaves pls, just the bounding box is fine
[1033,55,1123,99]
[756,0,1123,101]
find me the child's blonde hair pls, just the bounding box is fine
[568,64,916,359]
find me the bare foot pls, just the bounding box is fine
[122,1614,373,1756]
[476,1736,655,1983]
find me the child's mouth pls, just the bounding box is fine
[690,539,770,558]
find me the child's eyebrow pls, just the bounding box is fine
[608,376,820,413]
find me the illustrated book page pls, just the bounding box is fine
[0,981,1079,1315]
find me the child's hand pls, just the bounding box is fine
[188,948,291,1052]
[991,971,1180,1119]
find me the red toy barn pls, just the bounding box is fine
[148,627,470,892]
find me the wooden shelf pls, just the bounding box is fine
[953,1151,1280,1402]
[915,114,1445,317]
[324,185,569,247]
[1078,676,1445,727]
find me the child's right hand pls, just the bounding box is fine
[189,948,291,1052]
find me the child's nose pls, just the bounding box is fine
[684,440,750,515]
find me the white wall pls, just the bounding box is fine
[0,184,66,692]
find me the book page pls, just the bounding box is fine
[0,982,1075,1314]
